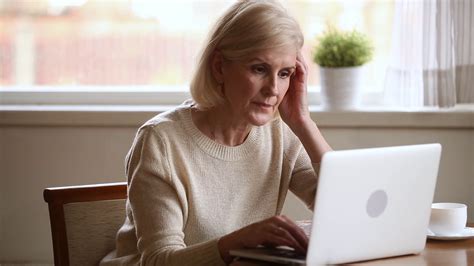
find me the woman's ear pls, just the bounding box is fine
[211,51,225,83]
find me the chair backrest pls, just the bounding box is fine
[43,182,127,266]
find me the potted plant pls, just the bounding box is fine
[313,27,373,110]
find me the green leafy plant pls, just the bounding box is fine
[313,27,373,68]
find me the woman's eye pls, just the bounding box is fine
[278,70,291,79]
[252,65,266,74]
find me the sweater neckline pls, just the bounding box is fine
[180,106,260,161]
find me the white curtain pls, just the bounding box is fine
[384,0,474,108]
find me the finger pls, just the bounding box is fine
[265,226,305,253]
[271,225,306,253]
[280,216,309,248]
[294,58,307,84]
[272,216,309,250]
[262,235,294,249]
[266,224,306,254]
[297,51,308,71]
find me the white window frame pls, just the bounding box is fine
[0,85,385,107]
[0,86,190,106]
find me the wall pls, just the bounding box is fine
[0,108,473,264]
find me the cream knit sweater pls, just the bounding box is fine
[100,102,319,266]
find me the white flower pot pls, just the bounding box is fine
[320,66,364,110]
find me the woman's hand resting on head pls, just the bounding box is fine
[278,52,332,163]
[217,215,308,263]
[278,52,312,130]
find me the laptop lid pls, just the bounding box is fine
[307,143,441,264]
[230,143,442,265]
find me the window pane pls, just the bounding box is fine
[0,0,393,92]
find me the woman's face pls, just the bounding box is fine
[217,47,297,126]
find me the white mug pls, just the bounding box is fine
[429,203,467,236]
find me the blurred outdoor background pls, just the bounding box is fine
[0,0,393,92]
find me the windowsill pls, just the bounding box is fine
[1,104,473,128]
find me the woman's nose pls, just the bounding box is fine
[262,75,279,96]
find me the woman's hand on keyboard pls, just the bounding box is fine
[217,215,309,263]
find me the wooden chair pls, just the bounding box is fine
[43,182,127,266]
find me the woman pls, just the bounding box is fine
[101,0,332,265]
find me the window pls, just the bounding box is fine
[0,0,394,106]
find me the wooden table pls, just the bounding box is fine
[232,234,474,265]
[351,237,474,265]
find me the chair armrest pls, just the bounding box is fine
[43,182,127,204]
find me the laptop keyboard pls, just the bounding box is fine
[266,248,306,260]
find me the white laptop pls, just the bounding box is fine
[230,143,442,265]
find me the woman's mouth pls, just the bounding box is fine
[253,102,273,110]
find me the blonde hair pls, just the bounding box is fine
[190,0,304,109]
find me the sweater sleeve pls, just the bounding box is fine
[126,126,226,266]
[288,147,319,210]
